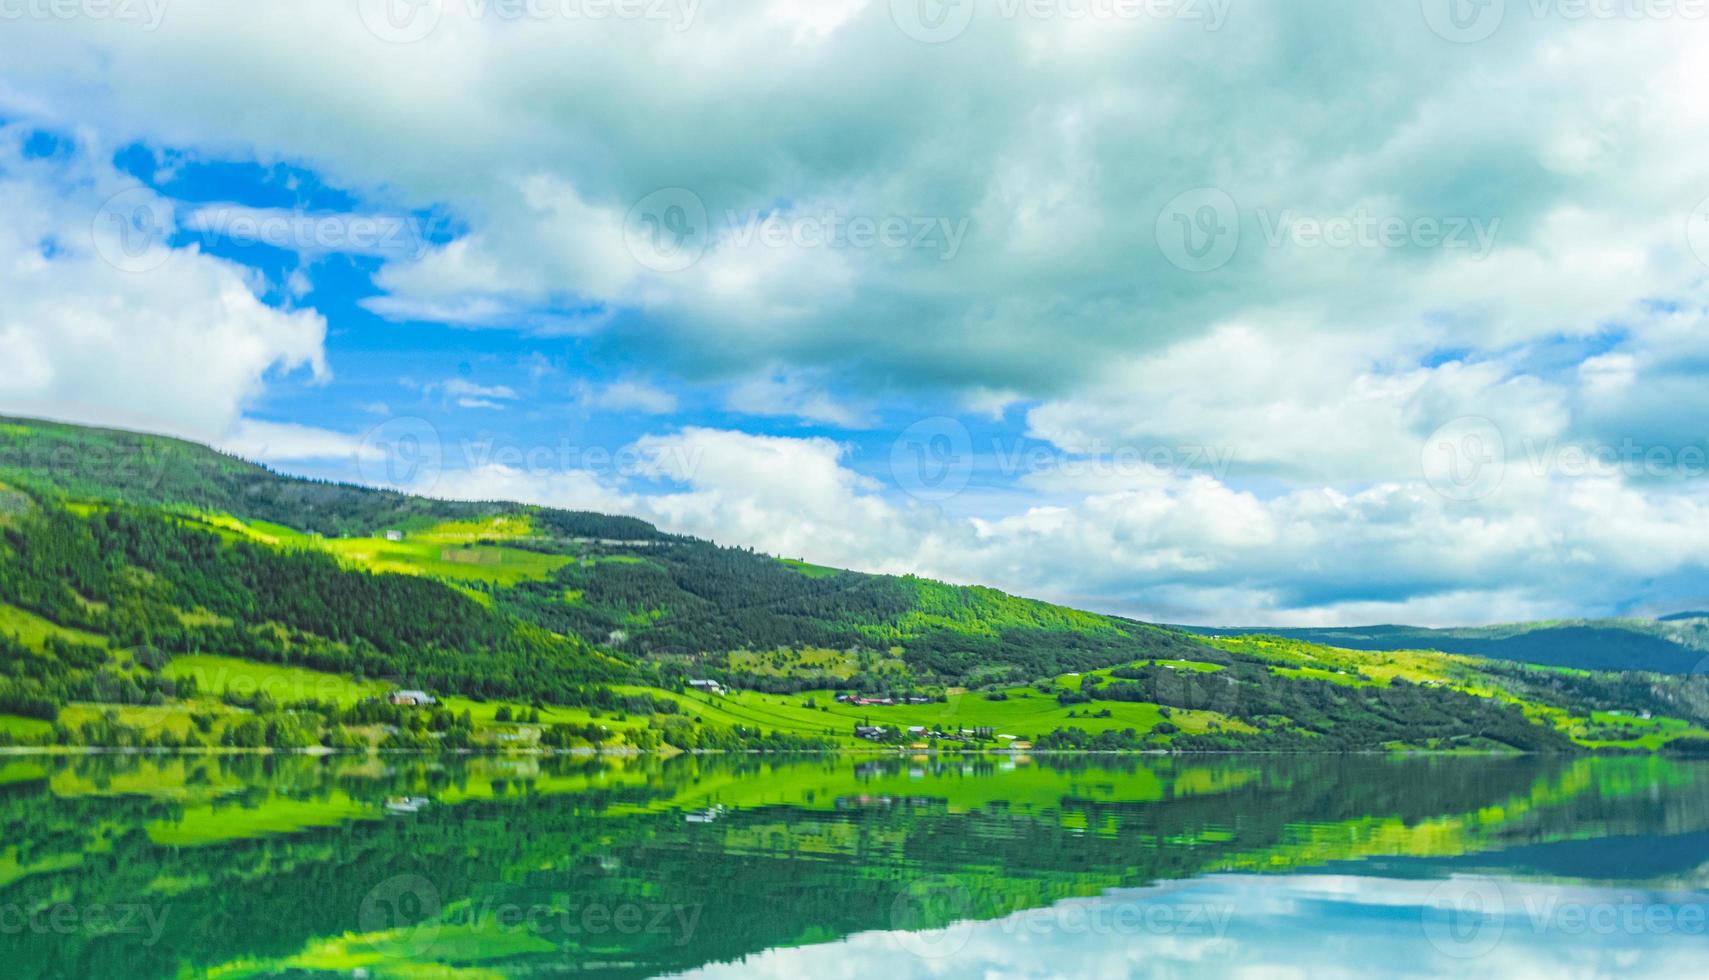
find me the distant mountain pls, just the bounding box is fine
[1176,620,1709,674]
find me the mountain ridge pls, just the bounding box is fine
[1175,619,1709,675]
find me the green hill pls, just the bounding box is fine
[3,414,1709,754]
[1176,620,1709,674]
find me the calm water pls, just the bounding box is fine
[1,753,1707,978]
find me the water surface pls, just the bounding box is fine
[1,753,1705,977]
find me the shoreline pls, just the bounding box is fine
[0,745,1630,758]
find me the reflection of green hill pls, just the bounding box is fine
[2,755,1708,978]
[1353,831,1709,887]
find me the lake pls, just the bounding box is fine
[1,752,1706,978]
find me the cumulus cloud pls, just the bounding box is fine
[0,124,328,445]
[575,380,679,415]
[1023,324,1573,486]
[678,875,1709,979]
[426,464,635,517]
[724,373,872,428]
[417,378,520,410]
[406,427,1709,626]
[6,5,1709,622]
[8,4,1703,394]
[218,419,378,464]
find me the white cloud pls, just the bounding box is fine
[401,427,1709,626]
[7,8,1709,622]
[418,378,519,410]
[0,125,327,446]
[219,419,378,464]
[440,379,517,400]
[963,387,1024,421]
[14,4,1704,394]
[576,380,678,415]
[1023,323,1573,486]
[725,373,872,428]
[425,463,634,516]
[678,875,1709,980]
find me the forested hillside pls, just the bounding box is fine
[4,415,1709,755]
[1177,619,1709,674]
[0,416,1210,687]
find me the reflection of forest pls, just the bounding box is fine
[1,754,1706,978]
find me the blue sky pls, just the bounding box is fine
[3,1,1709,625]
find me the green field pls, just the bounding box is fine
[615,683,1250,746]
[160,655,657,747]
[97,656,1261,748]
[55,703,229,742]
[0,713,51,739]
[164,655,388,708]
[0,601,107,649]
[43,646,1709,753]
[182,512,575,587]
[39,648,1260,750]
[778,558,844,579]
[1049,659,1227,691]
[724,647,899,679]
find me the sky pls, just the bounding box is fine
[2,0,1709,627]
